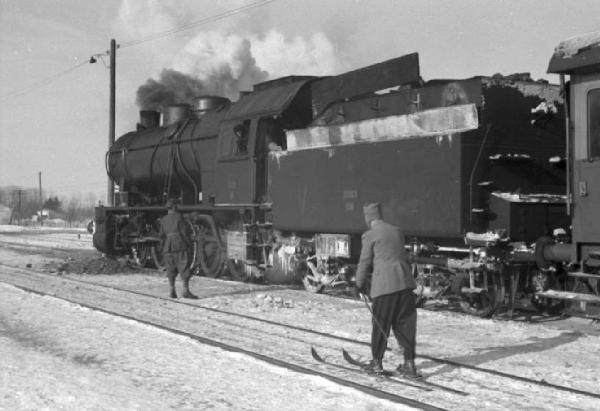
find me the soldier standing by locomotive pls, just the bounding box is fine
[355,203,419,377]
[159,199,198,299]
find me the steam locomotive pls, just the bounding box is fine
[93,32,600,319]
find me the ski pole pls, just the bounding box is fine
[359,292,390,347]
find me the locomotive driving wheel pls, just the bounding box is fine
[458,270,505,317]
[150,244,166,271]
[191,216,226,278]
[131,243,152,267]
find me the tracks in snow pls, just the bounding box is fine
[1,262,599,409]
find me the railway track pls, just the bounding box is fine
[0,232,91,246]
[0,263,443,410]
[1,262,599,409]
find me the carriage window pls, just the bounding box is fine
[589,89,600,159]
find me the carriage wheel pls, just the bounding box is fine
[459,270,505,317]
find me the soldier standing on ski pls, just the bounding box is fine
[355,203,419,377]
[159,198,197,299]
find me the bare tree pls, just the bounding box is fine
[0,186,96,227]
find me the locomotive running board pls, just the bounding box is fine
[567,272,600,280]
[537,289,600,320]
[536,290,600,304]
[460,287,486,294]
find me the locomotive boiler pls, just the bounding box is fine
[93,35,600,319]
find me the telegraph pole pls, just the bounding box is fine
[107,38,117,206]
[17,189,23,225]
[38,172,43,226]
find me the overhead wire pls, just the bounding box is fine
[119,0,276,49]
[0,0,276,101]
[0,59,89,101]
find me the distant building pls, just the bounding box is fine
[32,209,49,222]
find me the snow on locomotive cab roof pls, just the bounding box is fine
[548,31,600,74]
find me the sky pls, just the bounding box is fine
[0,0,599,204]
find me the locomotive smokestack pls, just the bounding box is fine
[193,96,230,117]
[162,104,191,126]
[138,110,160,130]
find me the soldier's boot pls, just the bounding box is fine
[182,277,198,299]
[365,359,384,374]
[168,277,177,299]
[396,359,420,378]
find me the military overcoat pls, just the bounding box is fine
[159,211,191,253]
[355,219,416,299]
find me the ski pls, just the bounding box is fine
[310,347,432,391]
[341,348,468,396]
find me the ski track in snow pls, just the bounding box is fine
[0,227,599,410]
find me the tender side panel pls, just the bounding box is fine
[270,135,463,237]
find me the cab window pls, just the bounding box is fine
[588,88,600,159]
[257,117,286,153]
[219,120,251,157]
[234,120,250,155]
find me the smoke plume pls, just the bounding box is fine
[136,69,215,111]
[127,4,341,109]
[172,32,269,100]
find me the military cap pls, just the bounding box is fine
[166,198,180,209]
[363,203,382,226]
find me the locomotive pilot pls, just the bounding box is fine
[355,203,419,377]
[159,198,197,299]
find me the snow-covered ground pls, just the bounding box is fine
[0,224,87,233]
[0,283,408,411]
[1,227,599,410]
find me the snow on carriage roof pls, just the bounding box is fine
[548,31,600,74]
[553,31,600,58]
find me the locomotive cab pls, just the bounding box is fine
[214,77,315,206]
